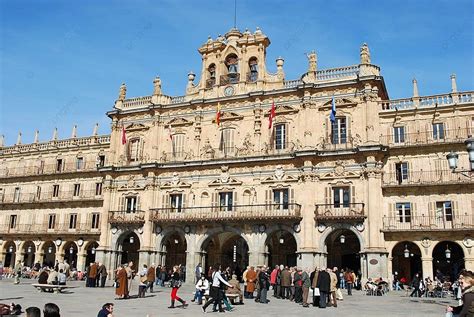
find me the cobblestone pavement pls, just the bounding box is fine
[0,279,456,316]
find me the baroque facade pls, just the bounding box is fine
[1,27,473,283]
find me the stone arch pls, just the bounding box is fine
[2,240,16,267]
[390,241,422,282]
[319,224,365,252]
[114,231,141,271]
[110,228,144,251]
[265,224,301,249]
[432,240,465,282]
[264,224,299,267]
[22,240,36,267]
[196,226,252,252]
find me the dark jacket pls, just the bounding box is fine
[452,286,474,317]
[258,271,270,290]
[281,269,291,287]
[317,271,331,293]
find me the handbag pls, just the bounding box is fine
[313,287,320,296]
[114,281,120,288]
[140,275,148,284]
[336,288,343,300]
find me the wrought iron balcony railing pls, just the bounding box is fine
[0,190,103,205]
[4,223,100,235]
[379,128,471,148]
[109,210,145,224]
[382,214,473,231]
[319,137,355,151]
[0,161,101,178]
[314,203,365,222]
[382,170,473,187]
[150,203,302,223]
[220,73,240,85]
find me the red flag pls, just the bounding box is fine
[121,126,127,145]
[268,101,276,129]
[216,103,222,126]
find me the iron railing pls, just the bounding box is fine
[382,214,473,231]
[220,73,240,85]
[4,223,100,235]
[108,210,145,224]
[314,203,365,222]
[379,128,471,148]
[0,190,102,204]
[382,170,473,187]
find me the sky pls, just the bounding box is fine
[1,0,473,146]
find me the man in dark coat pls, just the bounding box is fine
[280,266,291,299]
[317,268,331,308]
[310,267,320,307]
[97,262,108,288]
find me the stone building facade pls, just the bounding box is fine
[1,28,473,283]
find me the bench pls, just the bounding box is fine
[32,284,75,294]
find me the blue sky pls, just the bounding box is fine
[1,0,473,145]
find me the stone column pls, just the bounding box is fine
[299,252,315,269]
[421,257,433,280]
[465,255,474,272]
[76,251,86,272]
[97,176,113,257]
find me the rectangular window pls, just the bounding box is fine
[95,183,102,196]
[393,126,405,143]
[126,196,138,212]
[219,192,233,211]
[172,134,185,158]
[38,160,45,174]
[53,185,60,198]
[91,213,100,229]
[76,157,84,170]
[395,162,409,184]
[333,187,350,208]
[73,184,81,197]
[220,129,235,155]
[36,186,41,200]
[9,215,17,229]
[331,118,347,144]
[129,139,140,162]
[69,214,78,229]
[13,187,21,202]
[97,155,106,167]
[436,201,453,221]
[432,123,445,140]
[170,194,183,212]
[56,159,63,172]
[48,214,56,229]
[396,202,411,223]
[273,189,289,210]
[275,124,287,150]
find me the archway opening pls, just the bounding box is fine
[85,241,99,271]
[325,229,361,272]
[22,241,36,267]
[63,241,78,269]
[202,232,249,280]
[391,241,422,283]
[43,241,56,268]
[3,241,16,267]
[433,241,464,282]
[162,232,187,272]
[118,232,140,271]
[266,230,297,268]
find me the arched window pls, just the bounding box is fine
[248,57,258,82]
[224,54,239,84]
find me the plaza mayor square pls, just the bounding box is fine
[0,1,473,316]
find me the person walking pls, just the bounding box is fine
[328,268,338,307]
[146,263,155,293]
[88,262,97,287]
[168,266,188,308]
[259,266,270,304]
[115,265,128,299]
[97,263,107,288]
[345,269,354,296]
[13,260,22,284]
[202,264,234,313]
[410,273,421,297]
[317,267,331,308]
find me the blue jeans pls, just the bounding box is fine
[194,289,204,303]
[155,278,161,286]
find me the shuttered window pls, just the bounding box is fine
[331,118,347,144]
[273,189,289,210]
[393,126,405,143]
[396,202,411,223]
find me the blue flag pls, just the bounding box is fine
[330,96,336,123]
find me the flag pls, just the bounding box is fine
[168,124,173,141]
[268,101,276,129]
[216,103,222,126]
[330,96,336,123]
[121,125,127,145]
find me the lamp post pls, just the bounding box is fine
[446,137,474,178]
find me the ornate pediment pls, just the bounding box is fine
[213,111,244,124]
[166,117,193,127]
[125,123,150,131]
[320,97,357,110]
[117,175,147,191]
[317,161,361,180]
[209,178,242,186]
[264,104,298,117]
[160,181,192,189]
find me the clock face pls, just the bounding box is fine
[224,86,234,96]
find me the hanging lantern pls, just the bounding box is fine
[279,238,284,244]
[8,246,13,253]
[404,245,410,258]
[69,246,74,254]
[340,235,346,244]
[91,247,96,255]
[27,246,32,253]
[129,236,134,244]
[174,239,179,244]
[445,245,451,259]
[48,246,53,254]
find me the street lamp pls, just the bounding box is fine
[446,137,474,178]
[404,245,410,258]
[48,246,53,254]
[174,239,179,244]
[8,246,13,253]
[279,238,284,244]
[27,246,32,253]
[91,247,96,254]
[445,245,451,259]
[129,236,134,244]
[340,235,346,244]
[69,246,74,254]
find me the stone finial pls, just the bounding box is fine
[93,123,99,136]
[187,71,196,89]
[360,43,371,64]
[412,78,419,98]
[306,51,317,72]
[206,36,212,44]
[450,74,458,93]
[0,135,4,147]
[16,131,22,145]
[255,27,262,35]
[276,57,285,78]
[34,130,39,143]
[118,83,127,101]
[153,76,162,95]
[71,125,77,138]
[52,127,58,141]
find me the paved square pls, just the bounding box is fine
[0,279,457,316]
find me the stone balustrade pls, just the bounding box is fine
[382,170,473,187]
[314,203,365,222]
[379,91,473,111]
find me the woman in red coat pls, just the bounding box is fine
[115,265,129,299]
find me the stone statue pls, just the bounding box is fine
[118,83,127,101]
[306,51,317,72]
[153,76,162,95]
[201,138,215,159]
[360,43,371,64]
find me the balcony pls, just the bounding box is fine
[150,203,302,223]
[382,170,473,187]
[319,138,355,152]
[108,210,145,225]
[382,214,474,232]
[380,128,471,148]
[220,73,240,85]
[379,91,473,112]
[0,161,101,179]
[0,190,103,205]
[314,203,365,222]
[4,223,100,235]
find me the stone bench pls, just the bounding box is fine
[32,283,75,294]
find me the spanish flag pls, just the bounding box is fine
[216,103,222,126]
